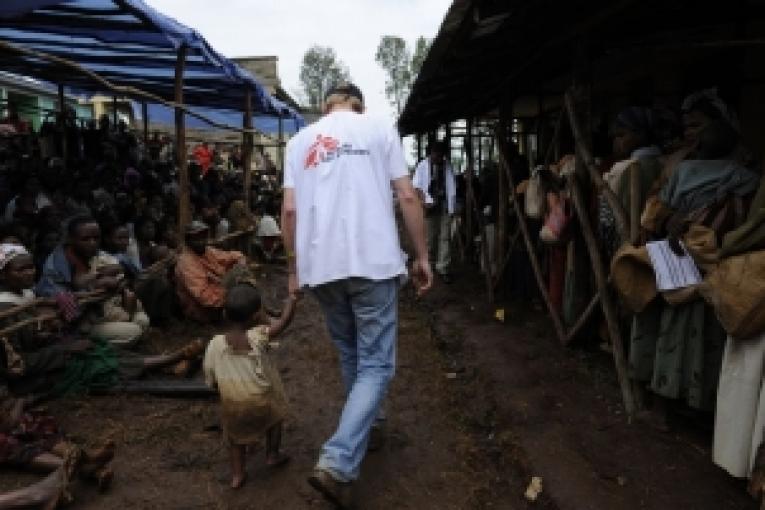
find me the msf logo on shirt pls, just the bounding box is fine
[304,134,370,169]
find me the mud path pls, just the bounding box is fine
[1,269,536,509]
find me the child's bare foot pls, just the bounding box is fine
[230,472,247,489]
[266,453,290,469]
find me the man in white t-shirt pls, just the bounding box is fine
[282,83,431,508]
[412,141,456,282]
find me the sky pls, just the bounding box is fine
[148,0,452,121]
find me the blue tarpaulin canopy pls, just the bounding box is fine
[0,0,304,127]
[136,103,303,137]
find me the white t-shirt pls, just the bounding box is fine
[412,158,457,214]
[283,110,408,287]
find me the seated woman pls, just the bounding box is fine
[0,243,204,398]
[175,221,247,322]
[101,222,175,326]
[134,215,169,269]
[631,90,759,427]
[0,384,115,509]
[35,216,148,349]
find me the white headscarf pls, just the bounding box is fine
[0,243,28,271]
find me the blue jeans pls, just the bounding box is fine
[311,277,398,482]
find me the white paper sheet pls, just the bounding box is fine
[645,239,702,291]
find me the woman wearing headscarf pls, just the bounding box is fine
[630,90,760,428]
[0,242,203,398]
[598,106,666,261]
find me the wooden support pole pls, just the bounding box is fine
[242,89,253,209]
[629,163,640,245]
[57,84,67,170]
[174,45,189,243]
[468,181,494,303]
[278,116,285,174]
[496,128,566,344]
[564,292,600,344]
[141,101,149,155]
[564,90,629,240]
[465,119,474,257]
[112,95,118,126]
[496,117,509,287]
[568,175,636,418]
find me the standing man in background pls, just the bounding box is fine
[281,83,432,509]
[413,141,456,283]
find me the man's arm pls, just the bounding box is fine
[281,188,298,296]
[393,176,433,295]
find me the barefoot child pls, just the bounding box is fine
[203,282,296,489]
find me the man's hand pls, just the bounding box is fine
[411,257,433,296]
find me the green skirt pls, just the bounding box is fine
[51,339,143,396]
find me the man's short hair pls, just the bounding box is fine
[225,283,261,323]
[324,83,364,114]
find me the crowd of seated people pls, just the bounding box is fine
[0,112,285,507]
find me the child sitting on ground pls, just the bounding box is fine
[203,282,296,489]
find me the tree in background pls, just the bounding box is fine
[299,46,352,110]
[375,36,411,116]
[411,36,431,78]
[376,36,431,115]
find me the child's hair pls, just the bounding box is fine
[225,283,261,324]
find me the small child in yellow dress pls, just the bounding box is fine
[203,281,297,489]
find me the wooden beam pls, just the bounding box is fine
[496,126,566,344]
[568,175,636,418]
[0,39,271,139]
[564,90,629,240]
[175,45,189,243]
[242,89,253,209]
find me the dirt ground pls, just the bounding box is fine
[1,264,759,509]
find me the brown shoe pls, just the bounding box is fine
[307,468,353,509]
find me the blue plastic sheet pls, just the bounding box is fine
[0,0,303,125]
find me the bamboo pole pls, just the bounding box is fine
[568,175,636,418]
[564,90,629,240]
[175,45,190,241]
[242,89,253,209]
[496,126,566,344]
[0,39,271,139]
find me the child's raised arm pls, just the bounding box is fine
[267,296,297,338]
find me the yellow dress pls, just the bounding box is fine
[203,326,289,445]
